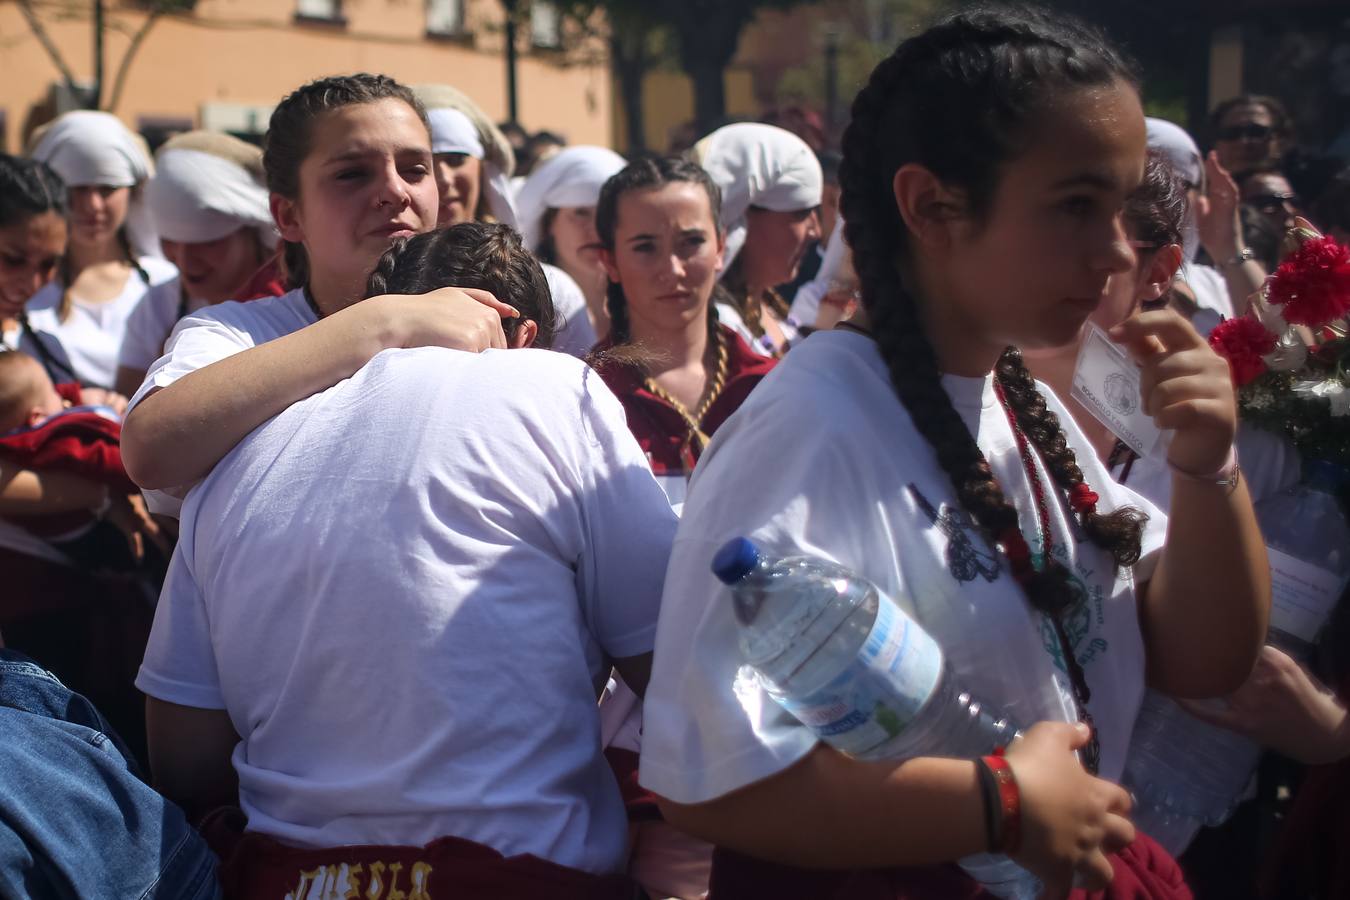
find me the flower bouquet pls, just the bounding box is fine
[1208,220,1350,466]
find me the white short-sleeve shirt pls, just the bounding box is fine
[136,346,677,872]
[543,263,598,358]
[639,330,1167,805]
[23,256,178,388]
[116,277,212,374]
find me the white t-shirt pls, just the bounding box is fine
[543,263,598,358]
[715,302,802,359]
[127,289,314,517]
[23,256,178,388]
[116,277,211,374]
[136,345,677,872]
[1182,262,1235,338]
[639,330,1167,805]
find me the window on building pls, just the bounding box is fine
[295,0,344,24]
[427,0,466,36]
[531,1,562,50]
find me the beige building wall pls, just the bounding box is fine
[0,0,611,153]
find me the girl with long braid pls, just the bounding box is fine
[24,111,178,390]
[592,157,776,508]
[591,156,776,898]
[638,7,1268,897]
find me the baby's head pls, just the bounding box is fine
[364,222,555,349]
[0,351,64,433]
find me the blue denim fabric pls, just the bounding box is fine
[0,650,221,899]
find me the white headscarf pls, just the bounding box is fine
[692,122,822,271]
[28,110,162,259]
[413,86,519,228]
[1145,117,1204,263]
[515,146,626,251]
[145,132,277,249]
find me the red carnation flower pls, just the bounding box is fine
[1209,316,1276,386]
[1266,236,1350,327]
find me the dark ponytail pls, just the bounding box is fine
[0,154,67,227]
[840,4,1144,618]
[364,222,556,348]
[264,73,430,291]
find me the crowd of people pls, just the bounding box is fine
[1,4,1349,899]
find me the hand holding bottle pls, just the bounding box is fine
[1004,722,1135,898]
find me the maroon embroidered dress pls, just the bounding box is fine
[592,325,777,509]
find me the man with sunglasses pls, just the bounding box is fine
[1210,95,1292,179]
[1239,168,1303,235]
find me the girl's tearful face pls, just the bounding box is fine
[273,98,439,294]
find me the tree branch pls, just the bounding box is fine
[106,7,165,112]
[16,0,81,93]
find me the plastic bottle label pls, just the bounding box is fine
[1267,546,1347,643]
[777,599,944,756]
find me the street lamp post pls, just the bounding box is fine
[503,0,520,124]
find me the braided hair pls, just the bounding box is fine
[264,73,430,292]
[839,4,1146,618]
[364,221,556,348]
[594,156,727,368]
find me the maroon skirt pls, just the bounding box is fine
[707,831,1192,900]
[200,807,641,900]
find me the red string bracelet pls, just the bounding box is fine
[983,750,1023,854]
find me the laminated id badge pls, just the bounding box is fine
[1071,323,1163,458]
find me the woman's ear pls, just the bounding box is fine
[1141,243,1185,302]
[598,247,620,283]
[892,163,966,251]
[270,194,304,244]
[713,227,727,275]
[509,318,539,349]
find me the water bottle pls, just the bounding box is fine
[1125,461,1350,855]
[711,537,1039,900]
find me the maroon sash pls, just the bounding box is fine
[200,808,641,900]
[707,832,1191,900]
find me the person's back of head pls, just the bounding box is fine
[364,222,556,349]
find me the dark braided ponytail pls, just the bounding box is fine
[839,4,1144,618]
[364,221,556,348]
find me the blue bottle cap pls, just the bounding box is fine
[712,537,762,584]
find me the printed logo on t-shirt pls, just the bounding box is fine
[1036,544,1109,673]
[908,484,1001,584]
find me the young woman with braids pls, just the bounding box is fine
[592,156,776,508]
[119,74,516,513]
[589,156,776,899]
[691,123,822,358]
[23,111,178,390]
[637,6,1269,899]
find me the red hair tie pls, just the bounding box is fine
[997,527,1035,584]
[1069,483,1099,515]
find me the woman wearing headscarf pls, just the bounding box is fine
[690,123,821,357]
[413,84,596,356]
[24,111,177,389]
[516,145,627,340]
[114,131,277,397]
[1145,117,1267,337]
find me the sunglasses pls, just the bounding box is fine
[1248,191,1300,212]
[1218,123,1275,142]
